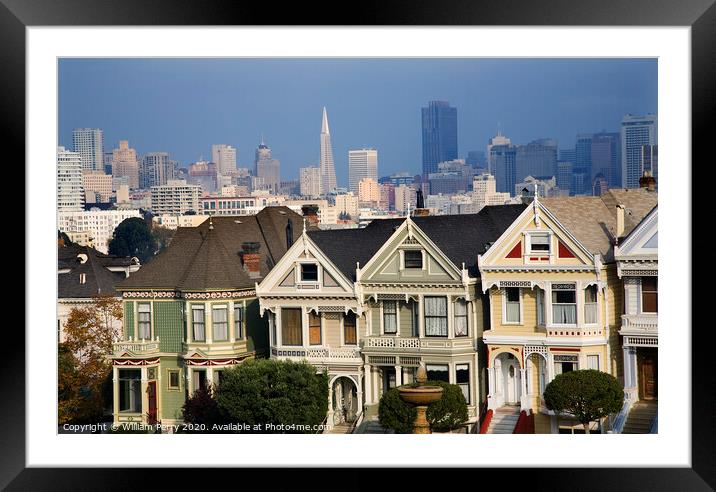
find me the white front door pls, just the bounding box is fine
[505,361,520,405]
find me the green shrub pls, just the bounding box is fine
[378,380,469,433]
[182,386,221,429]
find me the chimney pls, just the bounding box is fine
[301,204,320,227]
[240,241,261,279]
[639,170,656,192]
[616,205,625,239]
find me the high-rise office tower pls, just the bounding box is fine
[57,146,85,212]
[141,152,175,189]
[320,107,337,195]
[515,139,558,182]
[254,138,280,194]
[300,166,322,197]
[621,114,657,188]
[573,134,593,195]
[212,144,237,176]
[641,144,658,188]
[111,140,140,189]
[491,144,518,195]
[72,128,104,172]
[421,101,458,177]
[486,129,511,174]
[590,132,620,190]
[348,148,378,195]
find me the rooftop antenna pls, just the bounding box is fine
[208,215,214,230]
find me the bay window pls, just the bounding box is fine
[552,284,577,325]
[212,305,228,342]
[309,311,322,345]
[505,288,521,324]
[536,289,545,325]
[454,299,468,337]
[456,364,470,404]
[192,305,206,342]
[344,311,357,345]
[426,364,449,382]
[383,301,397,334]
[641,277,658,313]
[138,303,151,339]
[584,285,598,324]
[281,308,302,346]
[424,296,448,337]
[234,304,244,340]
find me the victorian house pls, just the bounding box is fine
[477,188,657,433]
[110,207,304,425]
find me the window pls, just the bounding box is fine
[426,364,449,382]
[454,299,468,337]
[505,288,521,323]
[404,250,422,269]
[309,311,322,345]
[536,289,545,325]
[587,354,600,370]
[281,308,302,346]
[383,301,397,334]
[192,306,206,341]
[584,285,598,324]
[192,370,207,393]
[530,233,551,253]
[552,284,577,324]
[424,297,448,336]
[410,300,420,337]
[118,369,142,412]
[234,304,244,340]
[212,305,228,341]
[167,370,180,390]
[554,354,578,374]
[641,277,658,313]
[456,364,470,404]
[300,263,318,282]
[344,312,357,345]
[138,303,151,339]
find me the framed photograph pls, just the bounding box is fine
[9,0,709,488]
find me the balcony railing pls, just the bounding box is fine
[271,346,362,362]
[362,337,474,351]
[113,339,160,355]
[620,314,658,334]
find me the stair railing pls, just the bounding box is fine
[608,398,634,434]
[649,414,658,434]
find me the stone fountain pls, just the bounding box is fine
[398,362,444,434]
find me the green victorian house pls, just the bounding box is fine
[111,206,305,426]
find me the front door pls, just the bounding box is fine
[147,381,157,424]
[639,351,657,400]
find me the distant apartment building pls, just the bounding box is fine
[515,175,566,198]
[58,146,85,212]
[379,182,395,210]
[472,173,512,211]
[152,214,208,230]
[200,196,263,216]
[150,180,201,215]
[58,208,143,254]
[111,140,140,189]
[428,159,473,195]
[335,193,360,220]
[211,144,237,176]
[421,100,458,177]
[187,160,217,193]
[300,166,322,197]
[621,114,657,188]
[72,128,104,172]
[349,149,378,195]
[82,170,113,203]
[358,177,381,206]
[394,184,417,213]
[379,172,418,188]
[141,152,176,189]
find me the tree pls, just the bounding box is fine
[58,230,76,248]
[182,386,221,428]
[379,380,469,433]
[59,295,123,424]
[215,359,329,433]
[151,225,175,253]
[108,217,154,264]
[543,369,624,434]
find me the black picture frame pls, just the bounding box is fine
[6,0,707,488]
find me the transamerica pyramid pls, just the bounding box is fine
[319,107,337,195]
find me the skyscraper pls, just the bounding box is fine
[211,144,237,176]
[515,139,558,182]
[141,152,176,189]
[486,129,511,174]
[348,148,378,195]
[421,101,458,177]
[300,166,322,197]
[254,138,280,194]
[590,132,620,190]
[72,128,104,172]
[57,146,85,212]
[573,134,593,196]
[491,144,518,195]
[621,114,657,188]
[111,140,140,189]
[320,107,337,195]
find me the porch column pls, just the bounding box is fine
[207,367,214,387]
[186,367,192,394]
[140,366,148,423]
[356,374,364,414]
[112,366,119,422]
[520,368,528,411]
[364,364,373,404]
[487,367,496,410]
[395,365,403,387]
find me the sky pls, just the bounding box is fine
[58,58,657,185]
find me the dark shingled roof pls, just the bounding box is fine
[118,206,307,291]
[58,245,138,298]
[309,204,527,280]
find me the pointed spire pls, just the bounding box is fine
[321,107,330,135]
[260,133,265,146]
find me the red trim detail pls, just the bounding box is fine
[549,347,581,352]
[506,241,522,258]
[479,409,494,434]
[558,241,576,258]
[513,410,535,434]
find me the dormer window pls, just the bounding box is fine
[529,233,551,254]
[404,250,423,269]
[300,263,318,282]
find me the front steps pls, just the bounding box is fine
[328,422,354,434]
[622,400,657,434]
[486,406,520,434]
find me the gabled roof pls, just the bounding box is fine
[58,244,138,298]
[117,207,307,291]
[309,204,527,280]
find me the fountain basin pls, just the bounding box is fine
[398,386,443,406]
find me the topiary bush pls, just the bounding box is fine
[378,380,469,433]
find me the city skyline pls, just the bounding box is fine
[59,58,657,185]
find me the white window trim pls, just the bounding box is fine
[296,261,321,284]
[399,248,425,271]
[211,304,229,342]
[583,285,600,326]
[453,298,469,338]
[136,301,153,340]
[341,310,359,347]
[308,309,323,346]
[549,283,578,328]
[524,230,554,257]
[189,303,207,343]
[380,300,399,336]
[166,368,182,391]
[501,288,523,325]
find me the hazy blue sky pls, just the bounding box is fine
[58,58,657,185]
